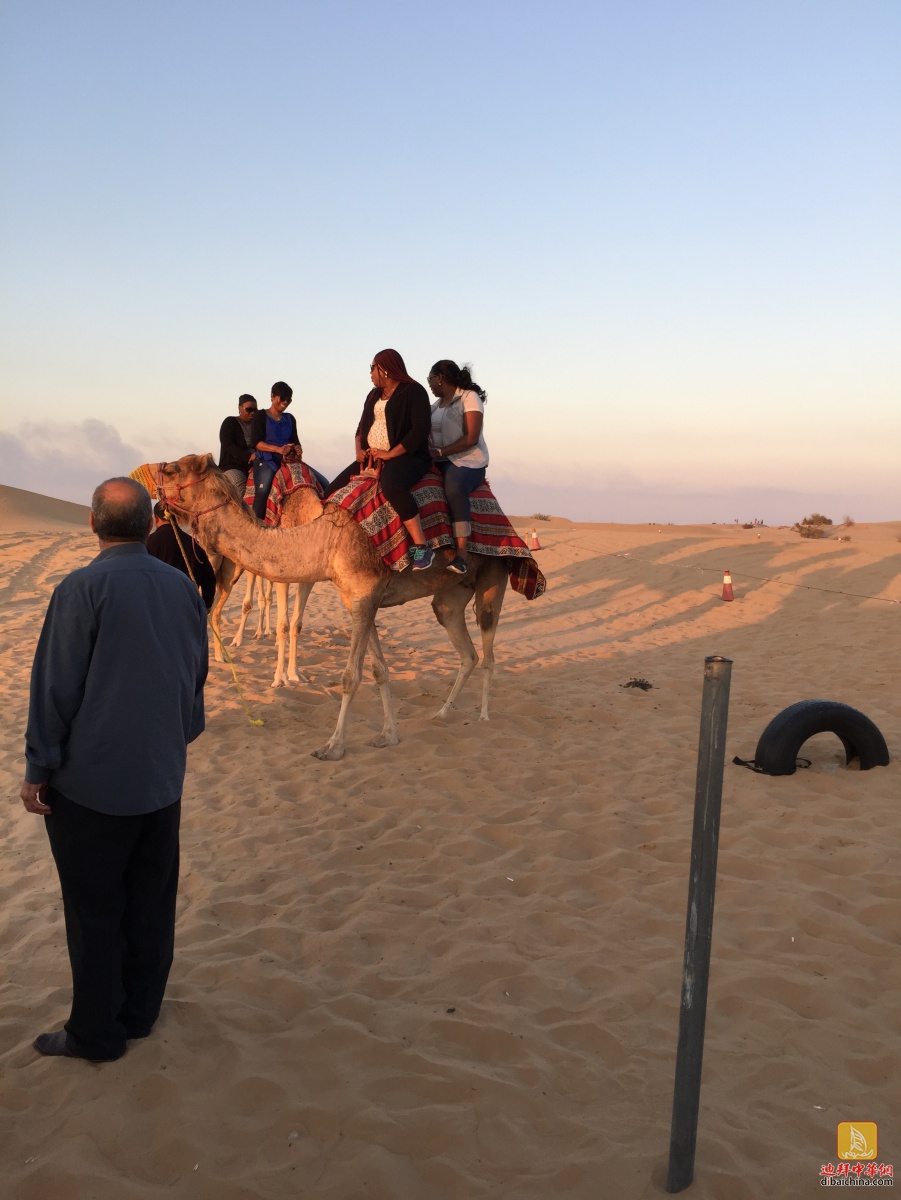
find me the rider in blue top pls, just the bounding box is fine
[249,382,300,518]
[248,381,329,518]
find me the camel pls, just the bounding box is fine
[155,453,510,760]
[205,481,325,688]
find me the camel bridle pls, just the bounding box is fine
[156,462,231,520]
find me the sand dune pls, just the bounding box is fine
[1,495,899,1198]
[0,484,91,532]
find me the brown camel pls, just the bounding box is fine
[155,453,509,760]
[207,482,324,688]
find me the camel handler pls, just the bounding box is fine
[146,499,217,609]
[20,477,208,1062]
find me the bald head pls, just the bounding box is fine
[91,477,153,543]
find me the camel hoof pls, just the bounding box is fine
[287,672,306,684]
[478,713,490,722]
[271,679,287,689]
[311,743,345,761]
[433,707,450,721]
[371,732,400,749]
[229,637,241,648]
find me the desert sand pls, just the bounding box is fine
[1,490,899,1199]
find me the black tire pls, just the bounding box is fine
[752,700,890,776]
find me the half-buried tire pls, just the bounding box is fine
[752,700,890,776]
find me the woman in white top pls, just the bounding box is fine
[427,360,489,575]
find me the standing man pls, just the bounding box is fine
[20,477,208,1062]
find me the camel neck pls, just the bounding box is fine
[197,506,338,585]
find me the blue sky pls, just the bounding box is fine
[1,1,898,522]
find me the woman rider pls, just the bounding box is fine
[427,360,489,574]
[249,382,300,519]
[327,349,435,569]
[218,393,258,491]
[249,382,330,518]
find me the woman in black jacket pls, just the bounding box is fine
[327,349,435,569]
[217,394,259,489]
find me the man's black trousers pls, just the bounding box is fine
[44,788,180,1061]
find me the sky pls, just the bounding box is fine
[1,0,898,523]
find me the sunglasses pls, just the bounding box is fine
[241,406,257,412]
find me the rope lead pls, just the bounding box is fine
[166,514,265,727]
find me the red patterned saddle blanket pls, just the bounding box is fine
[242,462,324,526]
[327,467,546,599]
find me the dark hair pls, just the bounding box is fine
[372,349,416,384]
[92,478,152,540]
[153,500,170,521]
[271,381,293,403]
[429,359,486,402]
[238,393,258,409]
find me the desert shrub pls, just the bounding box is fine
[796,523,826,539]
[531,513,551,522]
[799,513,832,526]
[842,514,855,527]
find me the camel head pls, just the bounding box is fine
[151,453,240,517]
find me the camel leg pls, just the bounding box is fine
[270,582,292,688]
[231,572,256,647]
[287,582,314,684]
[263,579,273,637]
[432,587,479,720]
[367,623,399,748]
[253,576,270,640]
[473,563,509,721]
[211,559,239,663]
[311,593,380,762]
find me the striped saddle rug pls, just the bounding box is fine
[242,462,324,526]
[327,467,546,600]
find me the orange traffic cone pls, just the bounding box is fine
[530,528,542,550]
[721,569,734,602]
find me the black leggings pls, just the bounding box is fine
[327,453,431,521]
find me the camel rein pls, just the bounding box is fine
[161,497,264,729]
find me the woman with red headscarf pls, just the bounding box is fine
[326,349,435,569]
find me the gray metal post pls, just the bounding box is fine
[666,655,733,1193]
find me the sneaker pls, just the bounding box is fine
[447,556,468,575]
[410,545,434,570]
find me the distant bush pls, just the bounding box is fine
[792,512,833,539]
[842,514,855,527]
[531,513,551,522]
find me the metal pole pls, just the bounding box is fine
[666,655,733,1193]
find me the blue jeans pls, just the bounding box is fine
[438,460,486,538]
[254,461,329,518]
[252,461,277,519]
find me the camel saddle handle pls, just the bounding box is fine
[358,451,382,480]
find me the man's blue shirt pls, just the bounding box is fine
[25,542,208,815]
